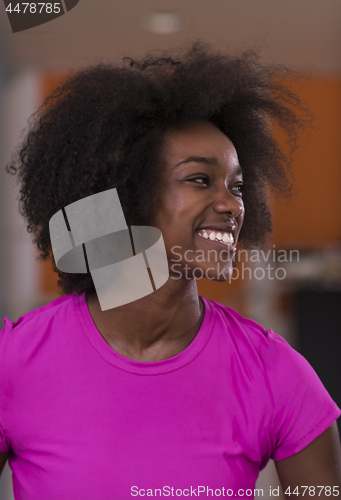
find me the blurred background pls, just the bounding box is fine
[0,0,340,498]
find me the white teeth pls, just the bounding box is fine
[198,229,234,246]
[224,233,234,244]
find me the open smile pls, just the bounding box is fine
[197,228,234,246]
[194,229,237,255]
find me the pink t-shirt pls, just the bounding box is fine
[0,294,339,500]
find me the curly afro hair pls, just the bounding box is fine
[7,41,309,296]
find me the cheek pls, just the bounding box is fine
[153,189,190,224]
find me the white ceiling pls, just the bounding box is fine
[1,0,341,73]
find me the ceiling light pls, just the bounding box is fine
[141,12,182,35]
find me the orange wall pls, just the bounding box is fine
[39,74,341,300]
[272,77,341,246]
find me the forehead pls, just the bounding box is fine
[162,120,239,167]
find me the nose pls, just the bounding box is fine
[213,188,244,219]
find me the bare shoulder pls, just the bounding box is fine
[276,422,341,498]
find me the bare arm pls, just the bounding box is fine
[276,422,341,499]
[0,451,9,477]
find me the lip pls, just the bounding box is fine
[197,224,237,233]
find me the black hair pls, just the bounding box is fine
[7,41,309,295]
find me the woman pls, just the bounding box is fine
[1,43,340,499]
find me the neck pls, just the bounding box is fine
[86,277,203,362]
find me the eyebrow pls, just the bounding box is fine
[175,156,243,175]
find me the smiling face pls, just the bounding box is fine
[150,120,245,281]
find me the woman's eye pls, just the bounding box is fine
[190,176,209,185]
[231,184,244,195]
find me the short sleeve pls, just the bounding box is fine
[0,320,12,452]
[265,329,341,461]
